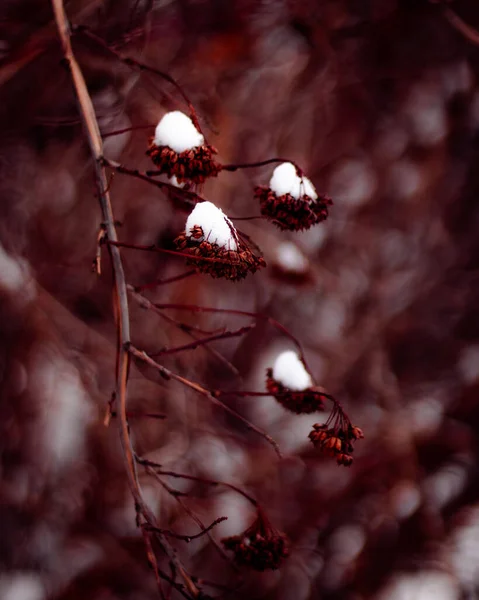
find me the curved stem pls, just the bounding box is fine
[221,157,303,174]
[441,4,479,46]
[73,26,204,132]
[102,124,156,138]
[102,157,203,208]
[128,344,282,458]
[147,302,313,375]
[51,3,199,597]
[149,324,254,357]
[134,269,197,291]
[138,457,259,507]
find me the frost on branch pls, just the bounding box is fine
[255,162,333,231]
[146,111,221,184]
[175,201,266,280]
[266,350,326,414]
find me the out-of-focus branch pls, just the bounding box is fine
[129,286,242,379]
[441,4,479,46]
[150,324,254,357]
[143,301,313,374]
[138,457,259,507]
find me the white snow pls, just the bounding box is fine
[0,574,45,600]
[185,201,238,251]
[269,162,318,200]
[329,158,377,208]
[272,350,313,391]
[153,111,204,153]
[276,241,309,273]
[33,351,93,470]
[377,572,459,600]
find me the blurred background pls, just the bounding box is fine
[1,0,479,598]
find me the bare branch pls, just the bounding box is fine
[50,2,200,596]
[128,344,282,458]
[149,325,254,357]
[441,4,479,46]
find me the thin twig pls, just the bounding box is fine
[129,286,242,379]
[135,270,197,291]
[221,157,303,173]
[103,157,202,208]
[72,25,203,131]
[145,465,235,567]
[150,325,254,357]
[102,123,156,138]
[146,302,313,375]
[128,345,282,458]
[147,517,228,542]
[441,4,479,46]
[138,457,259,507]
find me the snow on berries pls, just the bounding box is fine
[147,111,221,184]
[266,350,326,414]
[175,201,266,280]
[255,162,332,231]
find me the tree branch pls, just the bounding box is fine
[50,2,200,596]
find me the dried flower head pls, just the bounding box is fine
[255,162,332,231]
[309,403,364,467]
[146,111,221,184]
[175,201,266,281]
[266,350,325,414]
[222,509,289,571]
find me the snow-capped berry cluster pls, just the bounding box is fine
[255,162,332,231]
[147,111,221,184]
[266,350,326,414]
[222,509,289,571]
[175,201,266,280]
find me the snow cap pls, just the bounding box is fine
[272,350,313,391]
[154,111,205,153]
[269,162,318,201]
[186,201,238,251]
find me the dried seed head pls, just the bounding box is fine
[222,509,290,571]
[308,407,364,467]
[147,142,222,185]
